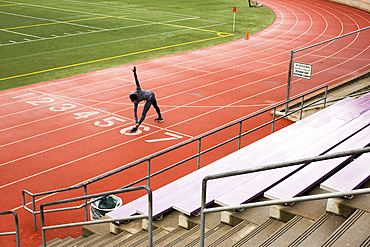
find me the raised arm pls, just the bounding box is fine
[132,66,141,91]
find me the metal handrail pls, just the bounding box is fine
[0,211,20,247]
[23,86,328,230]
[40,185,152,247]
[199,147,370,247]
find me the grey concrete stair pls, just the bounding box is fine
[40,237,62,247]
[97,230,132,247]
[111,229,155,247]
[322,209,370,247]
[207,219,257,247]
[41,205,370,247]
[152,227,189,246]
[184,222,233,247]
[60,234,99,247]
[259,215,314,247]
[289,212,346,246]
[232,218,285,247]
[162,224,201,247]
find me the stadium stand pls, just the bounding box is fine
[51,92,365,246]
[321,151,370,193]
[108,93,370,221]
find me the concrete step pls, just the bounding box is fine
[134,227,169,247]
[203,222,234,247]
[322,209,370,246]
[233,218,285,247]
[59,234,98,247]
[104,227,167,247]
[84,233,116,246]
[182,222,233,247]
[289,212,346,246]
[259,215,314,247]
[160,224,201,247]
[39,237,62,247]
[153,227,189,246]
[207,219,257,247]
[104,230,148,246]
[96,230,132,247]
[49,236,78,247]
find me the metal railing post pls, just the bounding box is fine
[300,95,305,120]
[272,107,276,133]
[32,194,37,231]
[197,139,202,169]
[200,178,208,247]
[13,211,20,247]
[148,159,151,188]
[84,185,88,221]
[238,121,242,149]
[285,50,294,114]
[40,205,47,247]
[147,186,153,247]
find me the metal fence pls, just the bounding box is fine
[286,26,370,112]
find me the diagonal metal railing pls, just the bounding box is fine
[199,147,370,247]
[22,86,327,231]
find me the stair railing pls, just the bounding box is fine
[0,211,20,247]
[199,147,370,247]
[40,185,152,247]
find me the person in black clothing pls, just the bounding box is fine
[129,66,163,133]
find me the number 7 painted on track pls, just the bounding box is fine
[145,132,183,143]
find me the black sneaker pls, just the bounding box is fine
[154,117,163,122]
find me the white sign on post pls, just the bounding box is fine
[292,62,312,80]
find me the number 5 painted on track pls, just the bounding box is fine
[94,116,126,127]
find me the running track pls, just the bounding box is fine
[1,0,370,246]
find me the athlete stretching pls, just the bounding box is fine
[129,66,163,133]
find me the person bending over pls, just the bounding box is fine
[129,66,163,133]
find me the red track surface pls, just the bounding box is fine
[1,0,370,246]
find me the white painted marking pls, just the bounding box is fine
[94,116,126,127]
[119,125,150,135]
[25,97,55,106]
[73,111,100,119]
[12,92,36,99]
[49,103,76,112]
[145,132,183,143]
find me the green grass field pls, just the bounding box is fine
[0,0,275,90]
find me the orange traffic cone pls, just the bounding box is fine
[245,30,249,40]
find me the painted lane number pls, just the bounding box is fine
[119,125,150,135]
[145,132,183,143]
[94,117,126,127]
[49,104,76,112]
